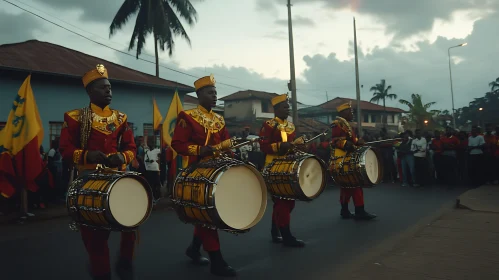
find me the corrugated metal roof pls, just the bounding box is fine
[0,40,194,91]
[318,97,405,113]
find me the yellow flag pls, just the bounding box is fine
[0,75,43,155]
[153,97,163,130]
[161,91,188,166]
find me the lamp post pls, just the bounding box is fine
[447,42,467,129]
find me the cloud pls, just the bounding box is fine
[263,31,287,40]
[301,13,499,110]
[275,16,315,27]
[33,0,122,23]
[0,10,47,44]
[261,0,499,39]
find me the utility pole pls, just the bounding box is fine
[326,90,329,101]
[287,0,298,130]
[353,17,362,137]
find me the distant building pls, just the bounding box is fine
[0,40,194,149]
[219,90,326,135]
[298,97,405,133]
[184,95,224,116]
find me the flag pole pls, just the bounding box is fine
[20,149,29,219]
[353,17,363,137]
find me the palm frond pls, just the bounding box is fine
[167,0,198,25]
[109,0,141,37]
[399,99,414,109]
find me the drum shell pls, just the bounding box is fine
[329,146,383,188]
[262,153,327,201]
[172,157,267,233]
[66,171,153,231]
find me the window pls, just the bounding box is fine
[371,115,377,123]
[49,122,63,145]
[143,123,160,147]
[363,114,369,123]
[261,100,273,113]
[0,122,5,131]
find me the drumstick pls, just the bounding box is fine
[364,138,402,145]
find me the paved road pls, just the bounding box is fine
[0,184,464,280]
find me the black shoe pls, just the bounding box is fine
[115,258,134,280]
[208,250,237,277]
[279,225,305,248]
[271,220,283,243]
[340,207,354,219]
[354,206,377,220]
[186,236,210,266]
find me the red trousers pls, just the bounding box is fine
[272,198,295,227]
[194,225,220,252]
[80,227,136,276]
[339,187,364,207]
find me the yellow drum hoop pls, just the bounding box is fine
[262,152,327,201]
[66,170,153,232]
[172,156,267,234]
[329,146,383,188]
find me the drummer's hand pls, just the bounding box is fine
[344,141,356,152]
[279,142,293,155]
[357,139,365,145]
[86,151,108,164]
[107,153,125,167]
[200,146,214,157]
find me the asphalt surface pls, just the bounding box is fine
[0,184,464,280]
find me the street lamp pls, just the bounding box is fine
[424,120,429,125]
[448,42,467,129]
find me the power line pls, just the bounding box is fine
[2,0,246,90]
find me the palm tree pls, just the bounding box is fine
[489,77,499,93]
[110,0,198,77]
[369,79,398,126]
[399,93,439,129]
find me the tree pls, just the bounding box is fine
[110,0,198,77]
[399,93,439,129]
[489,77,499,93]
[369,79,398,126]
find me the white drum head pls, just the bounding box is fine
[365,149,380,184]
[215,165,266,230]
[109,177,150,227]
[299,157,325,198]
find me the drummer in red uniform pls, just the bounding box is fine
[330,102,377,220]
[171,74,237,277]
[259,94,305,247]
[59,64,137,280]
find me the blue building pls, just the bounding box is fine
[0,40,194,150]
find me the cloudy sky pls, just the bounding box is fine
[1,0,498,111]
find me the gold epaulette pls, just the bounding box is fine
[65,109,80,122]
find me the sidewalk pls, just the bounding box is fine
[334,185,499,280]
[0,198,173,225]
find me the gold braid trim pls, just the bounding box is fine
[187,145,200,156]
[73,150,84,164]
[123,151,135,164]
[271,143,279,153]
[212,138,235,151]
[78,105,93,165]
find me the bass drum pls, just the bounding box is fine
[66,169,153,231]
[329,146,383,188]
[262,152,326,201]
[172,157,267,233]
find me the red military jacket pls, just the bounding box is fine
[171,105,230,165]
[59,103,136,171]
[330,117,359,150]
[259,117,296,165]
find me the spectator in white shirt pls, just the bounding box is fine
[468,126,485,188]
[412,129,427,187]
[144,137,162,201]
